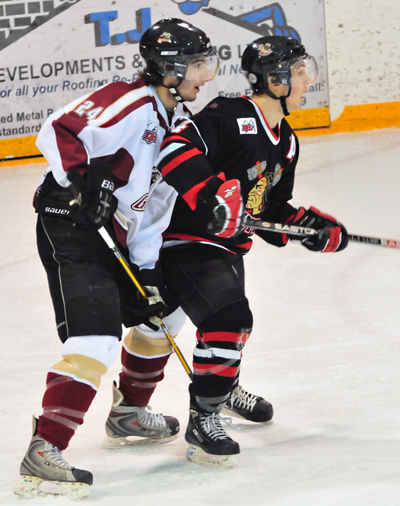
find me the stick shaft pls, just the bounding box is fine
[244,218,400,249]
[349,234,400,249]
[98,227,193,380]
[243,218,317,236]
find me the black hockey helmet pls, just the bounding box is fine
[241,36,318,115]
[140,18,218,82]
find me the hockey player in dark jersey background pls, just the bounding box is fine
[156,35,349,468]
[14,19,220,499]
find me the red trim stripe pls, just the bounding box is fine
[182,176,213,210]
[161,134,190,149]
[201,331,251,345]
[243,96,281,141]
[163,231,252,252]
[193,363,238,377]
[163,231,229,247]
[161,147,202,177]
[235,241,252,251]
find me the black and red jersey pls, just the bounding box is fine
[157,95,299,254]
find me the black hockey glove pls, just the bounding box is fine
[68,161,117,229]
[289,206,349,252]
[206,179,244,238]
[132,285,167,325]
[128,266,169,326]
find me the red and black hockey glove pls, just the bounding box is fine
[68,160,118,229]
[206,179,244,238]
[288,206,349,252]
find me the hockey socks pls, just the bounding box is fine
[118,326,172,407]
[37,335,119,450]
[38,371,97,450]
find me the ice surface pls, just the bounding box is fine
[1,129,400,505]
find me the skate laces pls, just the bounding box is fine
[200,413,232,441]
[230,385,257,412]
[44,443,73,470]
[137,406,167,430]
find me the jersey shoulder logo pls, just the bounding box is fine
[237,117,258,134]
[131,194,148,212]
[141,121,158,145]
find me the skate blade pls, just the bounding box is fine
[101,433,178,449]
[222,406,272,423]
[186,444,237,469]
[13,475,89,500]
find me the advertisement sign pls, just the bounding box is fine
[0,0,328,145]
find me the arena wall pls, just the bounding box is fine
[0,0,398,165]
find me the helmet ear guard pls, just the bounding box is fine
[139,18,219,101]
[241,36,318,115]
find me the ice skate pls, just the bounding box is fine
[14,416,92,500]
[185,408,240,469]
[223,385,274,422]
[102,381,179,449]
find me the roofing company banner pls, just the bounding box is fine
[0,0,328,159]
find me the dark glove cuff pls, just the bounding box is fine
[197,174,225,206]
[139,267,163,287]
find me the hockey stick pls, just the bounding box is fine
[243,218,400,249]
[348,234,400,249]
[97,226,194,380]
[243,218,318,237]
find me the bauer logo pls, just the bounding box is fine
[237,118,257,135]
[45,207,69,215]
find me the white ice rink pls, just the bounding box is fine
[1,129,400,505]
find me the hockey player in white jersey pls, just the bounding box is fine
[14,18,219,499]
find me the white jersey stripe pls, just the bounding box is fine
[193,348,241,360]
[88,90,153,127]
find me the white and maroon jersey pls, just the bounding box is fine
[156,96,300,255]
[35,78,190,269]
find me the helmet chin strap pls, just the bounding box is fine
[264,85,291,116]
[162,78,184,102]
[280,96,290,117]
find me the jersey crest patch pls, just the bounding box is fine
[131,194,148,212]
[247,160,267,180]
[245,162,283,216]
[237,117,258,134]
[141,121,158,145]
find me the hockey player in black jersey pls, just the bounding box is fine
[156,35,349,468]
